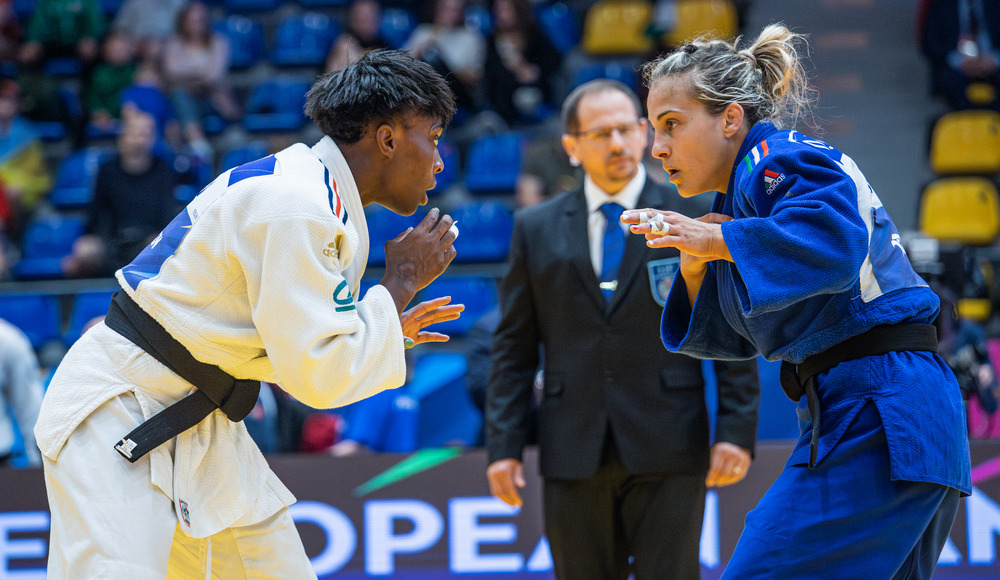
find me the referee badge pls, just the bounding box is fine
[647,257,680,307]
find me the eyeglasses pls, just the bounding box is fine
[570,120,646,143]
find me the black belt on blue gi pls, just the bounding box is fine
[779,323,938,469]
[104,291,260,463]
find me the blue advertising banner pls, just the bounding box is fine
[1,443,999,578]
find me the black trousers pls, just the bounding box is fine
[543,434,706,580]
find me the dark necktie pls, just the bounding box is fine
[599,202,625,304]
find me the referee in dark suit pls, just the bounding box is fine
[485,80,761,580]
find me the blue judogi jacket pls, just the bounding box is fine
[662,122,971,494]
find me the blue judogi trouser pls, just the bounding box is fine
[722,402,961,579]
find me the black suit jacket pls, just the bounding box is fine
[486,178,760,479]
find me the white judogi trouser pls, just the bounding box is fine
[42,392,317,579]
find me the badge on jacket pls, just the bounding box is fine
[647,257,680,307]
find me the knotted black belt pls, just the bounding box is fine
[105,291,260,463]
[779,323,938,469]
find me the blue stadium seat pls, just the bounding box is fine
[418,275,498,337]
[219,141,270,173]
[536,2,581,54]
[48,147,111,209]
[380,7,417,49]
[13,214,86,280]
[449,200,514,263]
[568,60,640,93]
[63,289,116,346]
[223,0,278,12]
[99,0,123,14]
[411,352,481,448]
[34,89,84,142]
[428,139,459,196]
[0,294,61,349]
[215,15,266,70]
[464,4,493,35]
[13,0,33,22]
[364,205,424,266]
[242,79,311,133]
[43,57,81,77]
[464,133,523,194]
[270,12,340,68]
[297,0,349,8]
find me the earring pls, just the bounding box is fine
[569,157,581,167]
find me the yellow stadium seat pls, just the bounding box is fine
[582,0,654,56]
[662,0,739,47]
[929,109,1000,175]
[956,297,991,322]
[919,176,1000,245]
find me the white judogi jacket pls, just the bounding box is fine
[35,137,407,538]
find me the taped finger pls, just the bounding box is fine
[649,215,670,235]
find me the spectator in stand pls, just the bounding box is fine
[0,318,44,468]
[920,0,1000,110]
[111,0,187,65]
[404,0,486,116]
[160,0,241,162]
[61,109,179,278]
[121,62,180,148]
[17,0,105,68]
[482,0,562,126]
[0,0,22,64]
[324,0,388,73]
[0,79,53,242]
[87,31,140,134]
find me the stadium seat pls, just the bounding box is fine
[581,0,653,56]
[99,0,123,14]
[380,7,417,49]
[215,15,265,70]
[219,141,270,173]
[48,147,111,209]
[536,1,581,54]
[661,0,739,47]
[364,205,424,266]
[449,200,514,263]
[464,133,523,194]
[568,60,640,93]
[42,57,82,77]
[242,79,311,133]
[411,352,481,448]
[919,177,1000,245]
[63,289,116,346]
[0,293,61,349]
[223,0,279,12]
[297,0,350,8]
[465,3,493,35]
[13,214,86,280]
[270,12,340,68]
[418,275,498,337]
[929,109,1000,175]
[34,89,83,142]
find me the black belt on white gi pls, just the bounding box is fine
[779,323,938,470]
[104,291,260,463]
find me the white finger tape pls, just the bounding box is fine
[649,215,670,235]
[449,222,460,239]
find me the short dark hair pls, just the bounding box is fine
[306,49,457,143]
[560,79,643,134]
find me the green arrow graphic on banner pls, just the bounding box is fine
[353,447,462,497]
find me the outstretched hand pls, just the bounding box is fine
[622,209,734,262]
[400,296,465,347]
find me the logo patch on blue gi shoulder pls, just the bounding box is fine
[647,257,680,307]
